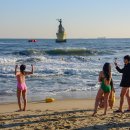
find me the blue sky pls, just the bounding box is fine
[0,0,130,38]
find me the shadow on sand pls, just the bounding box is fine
[0,109,92,129]
[75,122,130,130]
[1,109,130,129]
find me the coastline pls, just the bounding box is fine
[0,89,121,104]
[0,98,95,113]
[1,98,130,130]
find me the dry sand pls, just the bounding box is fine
[0,99,130,130]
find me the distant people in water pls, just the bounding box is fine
[114,55,130,113]
[15,64,34,111]
[92,63,115,116]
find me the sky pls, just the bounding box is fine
[0,0,130,38]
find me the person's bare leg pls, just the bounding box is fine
[22,90,27,111]
[103,92,110,115]
[17,89,22,111]
[126,88,130,110]
[92,88,104,116]
[119,87,128,111]
[109,91,112,109]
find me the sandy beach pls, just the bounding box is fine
[0,98,130,130]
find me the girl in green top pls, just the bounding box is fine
[92,63,113,116]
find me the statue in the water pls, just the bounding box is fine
[56,19,66,43]
[58,19,65,33]
[58,19,62,25]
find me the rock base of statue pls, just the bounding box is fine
[56,39,67,43]
[56,32,67,43]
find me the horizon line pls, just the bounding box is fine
[0,37,130,39]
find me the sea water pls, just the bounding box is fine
[0,38,130,103]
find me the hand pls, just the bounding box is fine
[15,65,18,68]
[114,62,117,67]
[114,58,118,66]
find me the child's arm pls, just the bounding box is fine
[25,65,34,75]
[15,65,18,75]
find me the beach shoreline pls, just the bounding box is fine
[1,98,130,130]
[0,98,95,113]
[0,89,121,104]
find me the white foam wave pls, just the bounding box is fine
[0,57,17,65]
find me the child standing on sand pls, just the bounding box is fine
[15,64,34,111]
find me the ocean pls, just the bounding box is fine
[0,38,130,103]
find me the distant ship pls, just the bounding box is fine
[56,19,67,43]
[97,37,106,39]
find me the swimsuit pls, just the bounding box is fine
[101,80,111,93]
[17,82,27,91]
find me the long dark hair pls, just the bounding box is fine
[20,64,26,75]
[103,63,111,81]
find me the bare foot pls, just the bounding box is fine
[23,108,26,111]
[16,109,22,112]
[92,111,97,116]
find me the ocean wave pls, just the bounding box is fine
[13,49,43,56]
[0,90,15,96]
[0,74,15,78]
[45,48,103,56]
[16,57,45,64]
[46,85,98,94]
[13,48,114,57]
[0,57,17,65]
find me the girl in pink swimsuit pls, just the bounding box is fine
[15,64,34,111]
